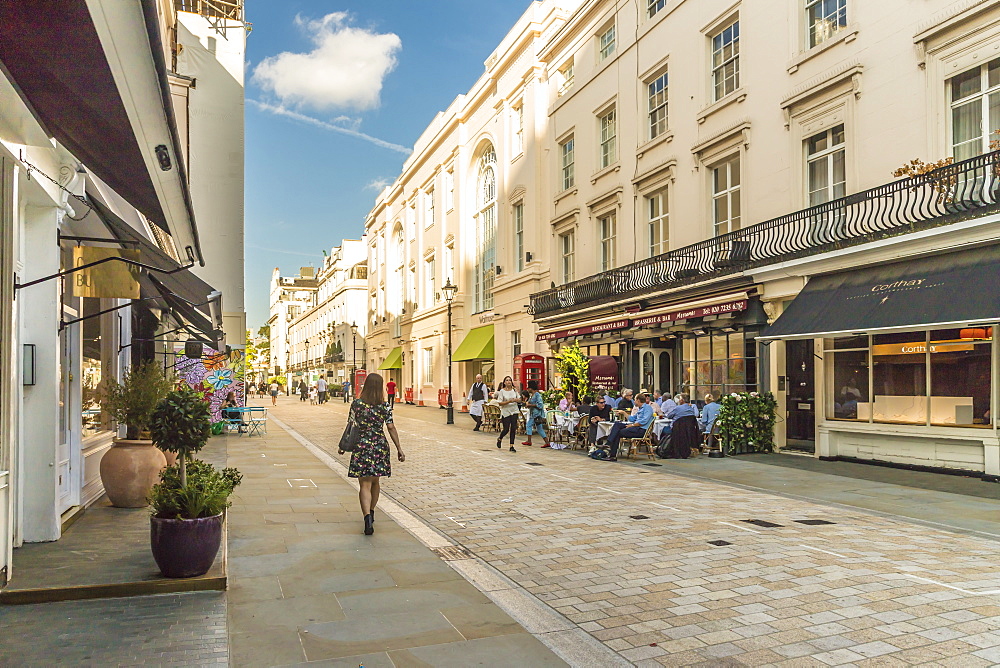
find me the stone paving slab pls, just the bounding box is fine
[226,409,566,667]
[267,397,1000,667]
[1,440,228,603]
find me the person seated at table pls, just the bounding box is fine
[617,389,635,412]
[603,394,654,461]
[651,390,663,405]
[577,395,593,414]
[602,392,619,409]
[221,391,245,433]
[558,391,576,412]
[664,393,699,458]
[587,396,613,444]
[661,393,678,413]
[650,395,667,417]
[700,393,721,434]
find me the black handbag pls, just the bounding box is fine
[338,406,361,452]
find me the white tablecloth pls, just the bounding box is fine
[596,419,671,441]
[554,414,581,432]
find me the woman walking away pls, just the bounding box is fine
[339,372,405,535]
[521,380,550,448]
[269,381,280,406]
[495,376,520,452]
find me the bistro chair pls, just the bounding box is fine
[481,404,501,432]
[622,422,657,460]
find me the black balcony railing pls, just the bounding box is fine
[175,0,243,21]
[530,151,1000,316]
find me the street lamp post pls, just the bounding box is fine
[304,338,310,384]
[350,322,358,399]
[442,279,458,425]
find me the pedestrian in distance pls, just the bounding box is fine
[521,380,550,448]
[343,379,351,403]
[298,379,308,402]
[468,374,488,431]
[338,372,405,536]
[495,375,520,452]
[317,375,328,404]
[268,381,280,406]
[386,378,397,407]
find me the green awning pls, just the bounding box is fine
[452,325,495,362]
[377,347,403,370]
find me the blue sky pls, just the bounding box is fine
[244,1,533,330]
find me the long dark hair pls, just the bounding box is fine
[527,380,539,391]
[359,373,385,406]
[501,375,514,389]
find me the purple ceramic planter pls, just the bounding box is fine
[150,513,223,578]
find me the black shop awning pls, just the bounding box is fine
[146,274,223,351]
[759,244,1000,340]
[0,0,202,263]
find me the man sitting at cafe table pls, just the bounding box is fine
[603,394,654,461]
[587,396,613,445]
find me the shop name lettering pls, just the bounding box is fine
[632,300,748,327]
[871,279,925,292]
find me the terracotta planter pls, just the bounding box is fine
[150,513,224,578]
[159,449,178,466]
[100,439,167,508]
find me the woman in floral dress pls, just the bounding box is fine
[339,372,405,535]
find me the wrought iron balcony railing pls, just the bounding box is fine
[175,0,243,20]
[530,151,1000,316]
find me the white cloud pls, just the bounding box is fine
[249,100,411,155]
[365,178,392,192]
[253,13,401,112]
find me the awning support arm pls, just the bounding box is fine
[14,255,194,292]
[59,297,156,331]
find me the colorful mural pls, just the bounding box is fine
[175,347,246,422]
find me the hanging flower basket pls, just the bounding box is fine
[716,391,777,455]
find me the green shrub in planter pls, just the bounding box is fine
[149,459,242,520]
[150,385,211,487]
[105,361,173,439]
[716,391,778,455]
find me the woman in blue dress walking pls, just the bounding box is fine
[339,372,405,535]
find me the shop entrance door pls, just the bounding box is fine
[637,348,671,395]
[785,339,816,452]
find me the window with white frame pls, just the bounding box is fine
[474,147,497,313]
[598,24,616,62]
[512,102,524,155]
[648,0,666,18]
[806,0,847,48]
[806,124,846,205]
[950,58,1000,162]
[444,242,455,285]
[558,59,575,97]
[647,188,669,256]
[560,136,575,190]
[647,71,668,139]
[444,170,455,211]
[560,230,575,283]
[711,20,740,101]
[599,212,616,271]
[599,108,617,168]
[712,155,741,236]
[513,202,525,272]
[424,188,435,227]
[424,255,436,307]
[408,264,417,310]
[423,347,434,383]
[512,330,522,358]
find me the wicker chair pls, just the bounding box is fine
[622,422,657,460]
[481,404,501,432]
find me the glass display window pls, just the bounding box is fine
[681,328,758,402]
[872,332,927,425]
[929,328,991,426]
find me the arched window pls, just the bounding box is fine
[474,146,497,313]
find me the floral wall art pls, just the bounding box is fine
[175,346,246,422]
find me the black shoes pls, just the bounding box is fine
[509,446,517,453]
[496,439,502,449]
[363,513,374,535]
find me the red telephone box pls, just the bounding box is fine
[354,369,368,395]
[513,353,546,392]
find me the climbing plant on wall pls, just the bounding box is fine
[554,342,590,402]
[716,391,778,455]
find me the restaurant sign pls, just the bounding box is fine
[536,318,631,342]
[632,299,748,327]
[588,355,620,392]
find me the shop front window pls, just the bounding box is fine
[823,329,993,427]
[81,299,109,436]
[682,329,758,404]
[642,351,655,390]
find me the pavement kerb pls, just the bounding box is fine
[269,414,633,668]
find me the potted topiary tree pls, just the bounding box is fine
[100,361,174,507]
[148,385,241,578]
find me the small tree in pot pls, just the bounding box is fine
[100,361,173,507]
[148,385,242,578]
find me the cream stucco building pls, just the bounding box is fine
[364,0,1000,477]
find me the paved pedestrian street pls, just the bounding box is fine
[266,397,1000,667]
